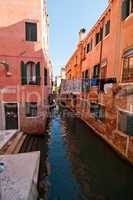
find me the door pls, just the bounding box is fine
[4,103,18,130]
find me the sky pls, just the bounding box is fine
[47,0,108,77]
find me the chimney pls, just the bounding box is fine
[79,28,86,42]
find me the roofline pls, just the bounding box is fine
[83,3,111,43]
[65,0,112,68]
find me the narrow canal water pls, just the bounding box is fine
[20,108,133,200]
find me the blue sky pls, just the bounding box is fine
[47,0,108,77]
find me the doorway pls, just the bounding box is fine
[4,103,18,130]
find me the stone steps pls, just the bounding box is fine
[1,132,26,155]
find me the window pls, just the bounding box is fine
[21,61,40,85]
[103,20,110,37]
[85,70,89,79]
[82,71,85,79]
[82,47,86,59]
[100,66,107,79]
[44,68,48,86]
[118,110,133,136]
[87,39,93,53]
[90,103,105,121]
[26,62,36,84]
[95,28,103,45]
[82,70,89,79]
[99,105,105,122]
[93,64,100,78]
[74,56,78,66]
[25,22,37,41]
[100,28,103,40]
[25,102,38,117]
[90,103,99,118]
[122,56,133,81]
[95,32,100,45]
[122,0,133,20]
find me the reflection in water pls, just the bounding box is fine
[47,108,133,200]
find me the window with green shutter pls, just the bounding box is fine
[21,61,27,85]
[36,62,40,85]
[21,61,40,85]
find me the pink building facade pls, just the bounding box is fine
[0,0,52,133]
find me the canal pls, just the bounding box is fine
[20,108,133,200]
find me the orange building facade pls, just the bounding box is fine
[64,0,133,163]
[0,0,52,134]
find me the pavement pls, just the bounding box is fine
[0,151,40,200]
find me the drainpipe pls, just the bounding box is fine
[98,21,104,96]
[99,21,104,79]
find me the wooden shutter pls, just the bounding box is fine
[36,62,40,85]
[122,0,130,20]
[21,61,27,85]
